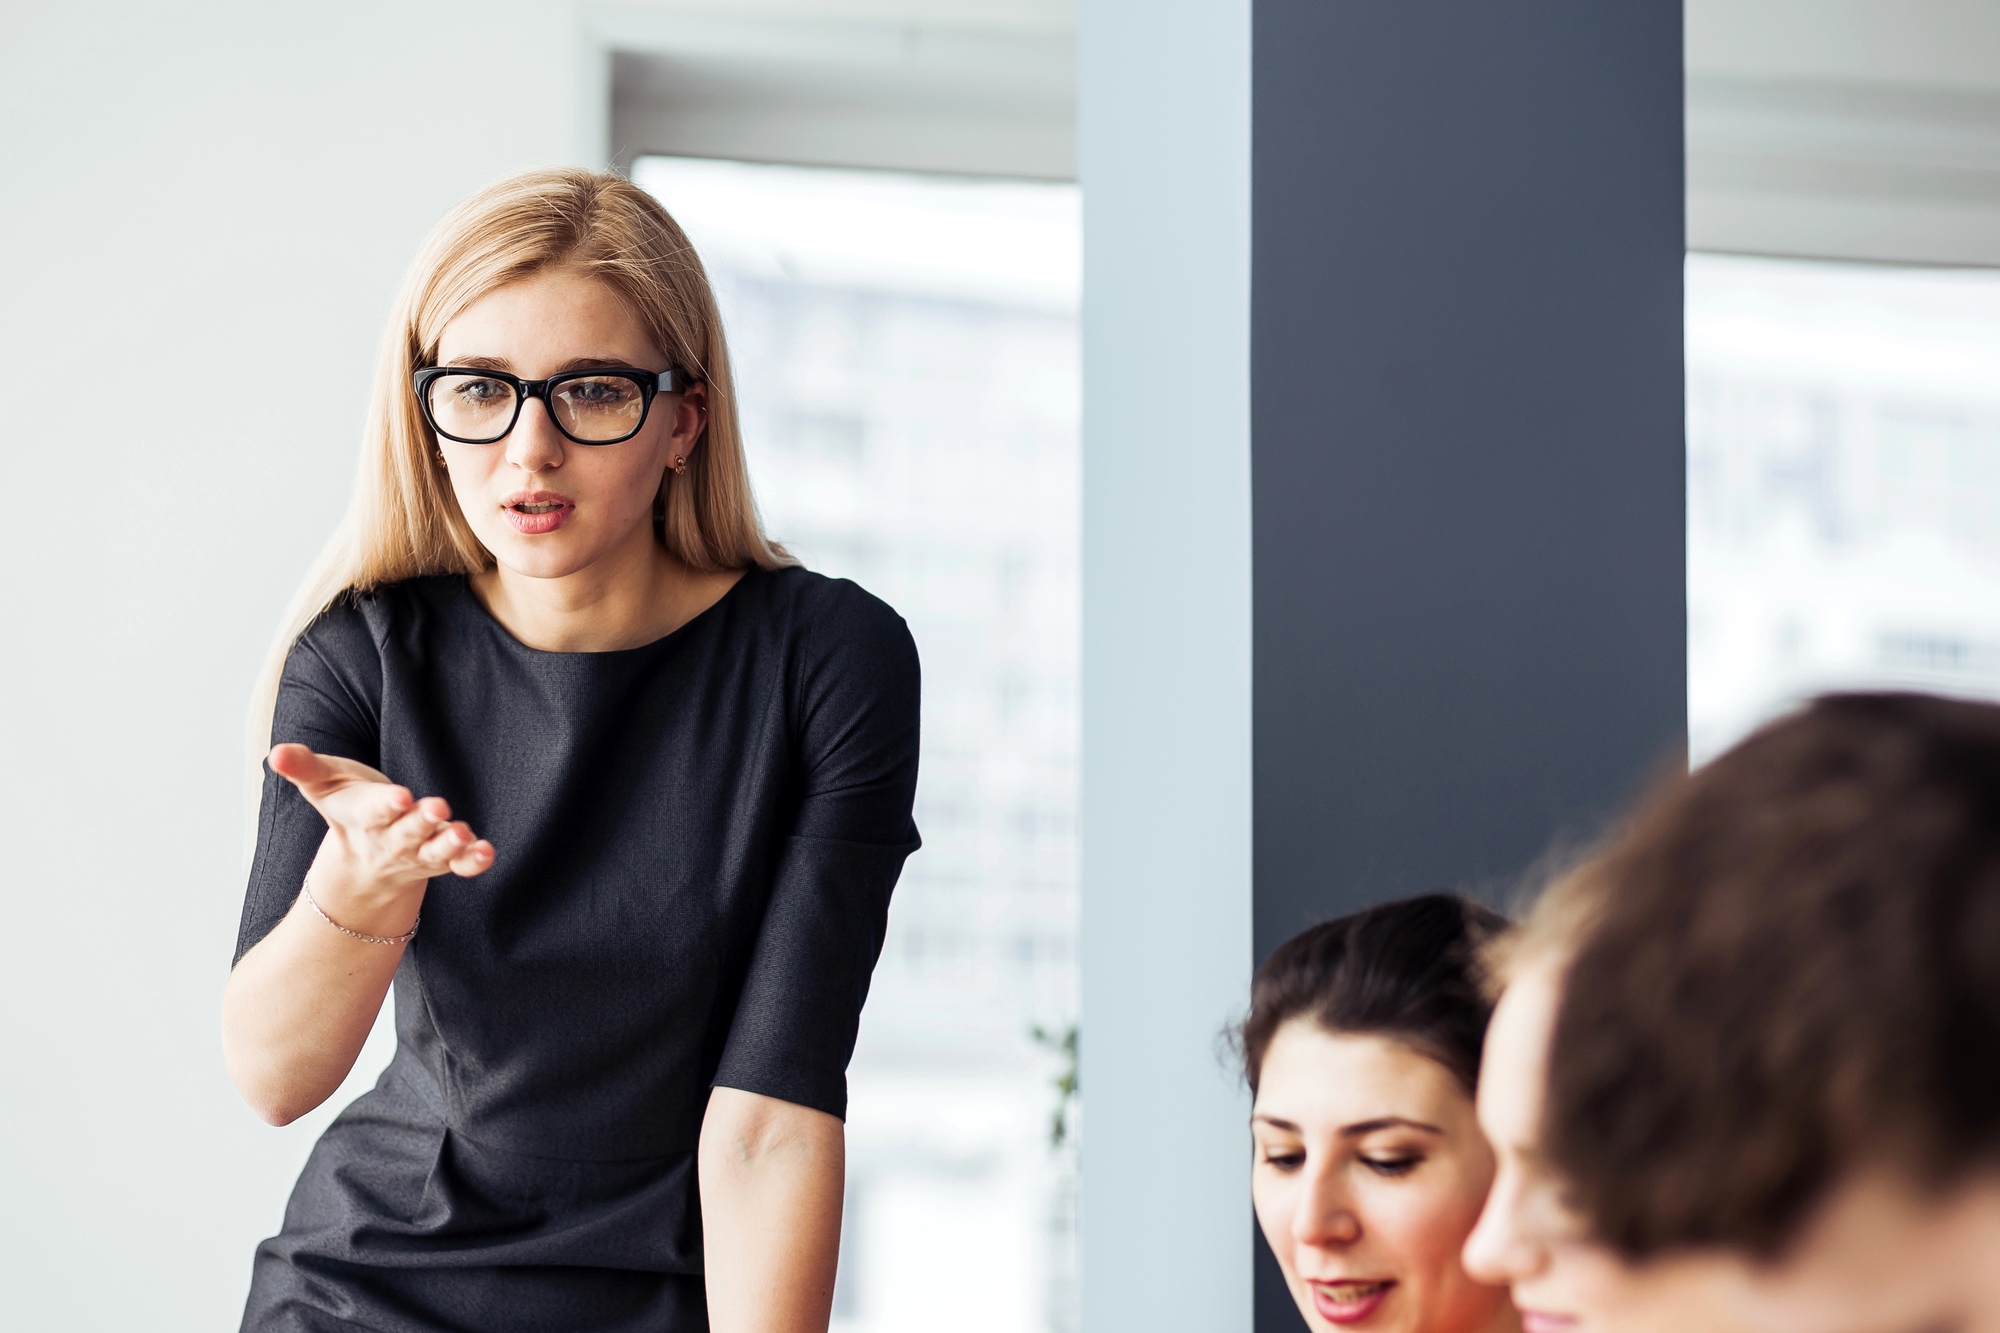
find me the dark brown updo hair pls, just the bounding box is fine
[1239,894,1509,1096]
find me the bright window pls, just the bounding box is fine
[1688,252,2000,761]
[635,156,1082,1333]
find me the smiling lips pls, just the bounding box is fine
[1310,1279,1396,1325]
[502,491,574,535]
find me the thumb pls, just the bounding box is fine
[268,743,337,790]
[269,744,392,795]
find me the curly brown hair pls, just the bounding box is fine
[1546,692,2000,1260]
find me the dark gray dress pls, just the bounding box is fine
[233,568,921,1332]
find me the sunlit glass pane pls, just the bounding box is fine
[635,153,1083,1333]
[1688,253,2000,762]
[552,375,646,441]
[427,374,517,442]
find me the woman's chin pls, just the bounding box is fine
[478,531,607,582]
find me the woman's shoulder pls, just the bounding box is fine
[745,567,920,746]
[292,575,465,665]
[746,565,913,656]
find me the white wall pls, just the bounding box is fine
[0,4,579,1327]
[0,1,1069,1328]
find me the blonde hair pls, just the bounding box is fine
[248,168,792,773]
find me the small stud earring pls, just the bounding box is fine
[671,455,688,474]
[435,450,447,466]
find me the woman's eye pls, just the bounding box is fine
[1260,1149,1306,1172]
[1361,1155,1422,1178]
[562,378,636,407]
[455,378,509,403]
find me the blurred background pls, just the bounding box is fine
[2,1,1999,1330]
[1684,6,2000,758]
[1688,255,2000,760]
[634,155,1082,1333]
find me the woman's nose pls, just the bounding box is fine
[1294,1161,1363,1249]
[1461,1176,1536,1285]
[504,396,567,472]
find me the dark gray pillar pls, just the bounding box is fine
[1249,3,1685,1325]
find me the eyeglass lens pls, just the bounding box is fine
[427,373,648,443]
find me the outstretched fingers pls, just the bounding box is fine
[269,743,494,878]
[447,842,496,878]
[418,822,496,879]
[378,798,450,854]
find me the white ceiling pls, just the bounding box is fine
[1688,0,2000,265]
[599,2,1074,179]
[1688,0,2000,91]
[603,0,2000,266]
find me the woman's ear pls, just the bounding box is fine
[674,381,710,453]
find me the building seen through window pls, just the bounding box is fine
[1688,252,2000,762]
[633,156,1082,1333]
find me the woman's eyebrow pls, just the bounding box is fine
[1340,1116,1444,1137]
[435,356,638,373]
[1250,1113,1302,1133]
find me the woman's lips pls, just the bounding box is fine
[1519,1311,1581,1333]
[1310,1279,1395,1325]
[501,494,573,535]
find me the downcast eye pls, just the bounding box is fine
[1361,1156,1421,1177]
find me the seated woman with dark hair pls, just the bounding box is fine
[1240,895,1521,1333]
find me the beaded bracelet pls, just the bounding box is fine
[300,879,420,946]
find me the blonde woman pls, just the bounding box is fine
[220,169,920,1333]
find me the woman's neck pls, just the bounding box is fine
[469,529,745,653]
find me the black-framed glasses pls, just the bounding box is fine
[413,365,691,446]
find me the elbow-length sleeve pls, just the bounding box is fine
[713,583,922,1120]
[232,603,383,965]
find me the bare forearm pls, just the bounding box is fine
[222,833,427,1125]
[221,890,408,1125]
[699,1087,845,1333]
[224,747,490,1126]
